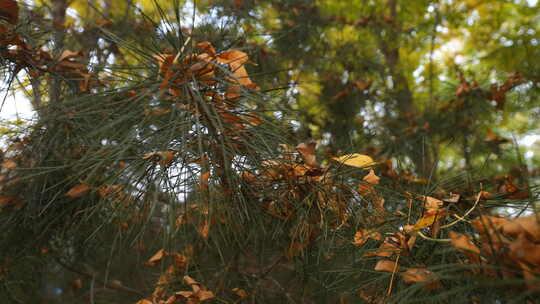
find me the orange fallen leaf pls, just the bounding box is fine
[175,276,215,302]
[364,234,403,257]
[448,231,481,263]
[374,259,398,272]
[217,49,249,65]
[353,229,382,247]
[0,195,17,207]
[172,253,189,271]
[296,142,317,167]
[508,233,540,266]
[196,41,216,57]
[443,193,460,203]
[358,169,380,195]
[58,50,84,62]
[98,185,122,198]
[401,268,441,290]
[420,196,443,210]
[71,278,83,290]
[66,184,90,198]
[232,287,248,298]
[199,171,210,191]
[143,151,175,167]
[1,159,17,169]
[147,249,167,266]
[363,169,380,185]
[472,213,540,240]
[198,219,210,239]
[512,213,540,239]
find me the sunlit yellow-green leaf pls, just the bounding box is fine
[332,153,376,169]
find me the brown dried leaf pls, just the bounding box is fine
[443,193,460,203]
[0,0,19,25]
[364,235,402,257]
[509,233,540,266]
[1,159,17,169]
[98,185,122,198]
[296,142,317,167]
[353,229,382,247]
[512,213,540,240]
[71,278,83,290]
[197,290,215,301]
[217,50,249,65]
[143,151,175,167]
[421,196,443,210]
[471,215,505,236]
[374,259,398,272]
[199,171,210,191]
[363,169,380,185]
[147,249,167,266]
[176,276,215,302]
[401,268,441,290]
[172,253,188,272]
[0,195,17,207]
[472,214,540,240]
[58,50,84,62]
[198,219,210,239]
[232,288,248,298]
[196,41,216,57]
[449,231,481,263]
[66,184,90,198]
[183,275,198,286]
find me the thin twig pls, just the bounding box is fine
[90,274,95,304]
[416,231,451,242]
[386,255,400,296]
[441,190,482,229]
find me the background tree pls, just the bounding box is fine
[0,0,539,303]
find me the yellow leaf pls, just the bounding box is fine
[412,209,445,230]
[66,184,90,198]
[332,153,376,169]
[412,214,437,230]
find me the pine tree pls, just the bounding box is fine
[0,1,539,303]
